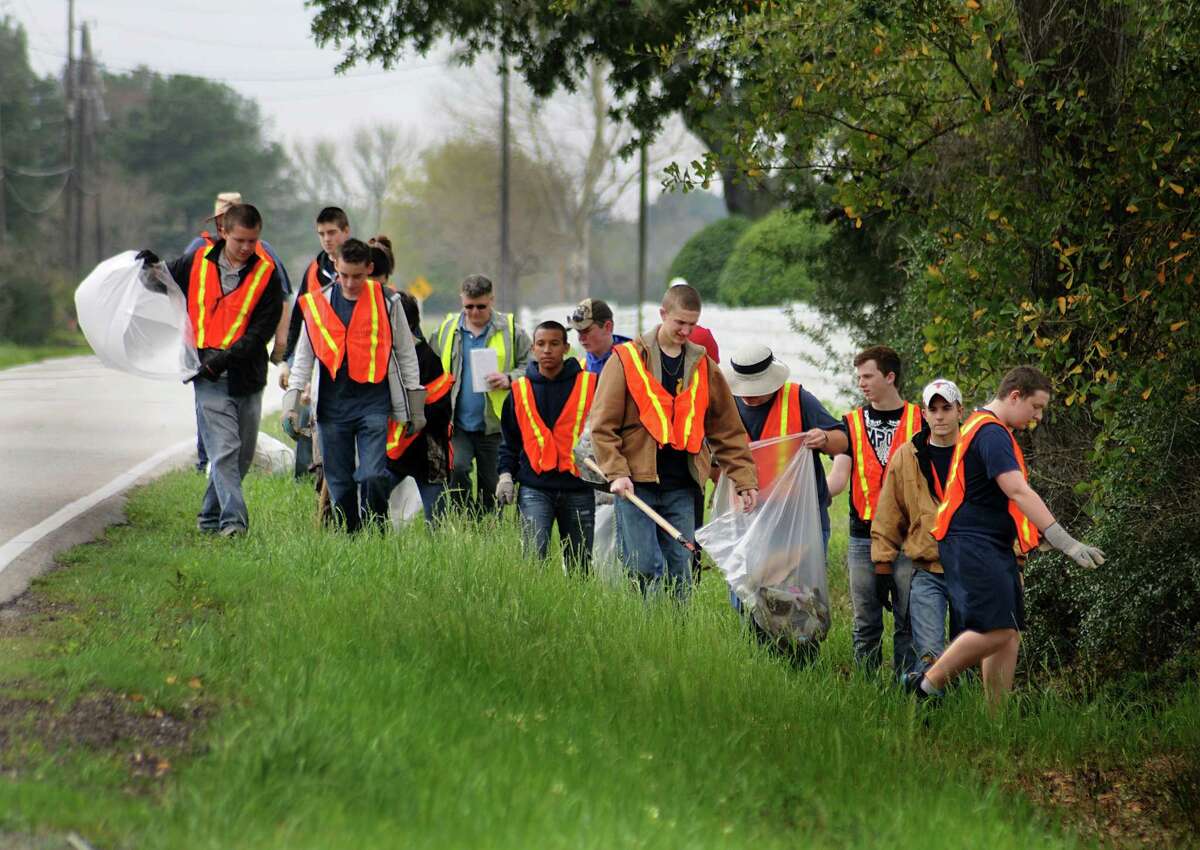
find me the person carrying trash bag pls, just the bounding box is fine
[588,283,757,598]
[386,291,454,524]
[906,366,1106,707]
[496,320,598,573]
[871,379,966,677]
[282,238,424,533]
[135,203,283,537]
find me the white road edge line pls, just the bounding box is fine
[0,438,193,577]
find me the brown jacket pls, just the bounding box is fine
[870,434,944,572]
[589,328,757,492]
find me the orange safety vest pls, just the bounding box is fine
[297,280,392,384]
[846,401,922,522]
[761,382,805,438]
[187,245,274,350]
[614,342,709,453]
[931,411,1040,553]
[386,371,456,460]
[511,370,596,475]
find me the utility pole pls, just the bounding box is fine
[499,54,514,314]
[74,20,88,271]
[636,139,648,336]
[80,22,103,264]
[0,103,7,248]
[65,0,76,270]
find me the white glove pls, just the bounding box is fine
[281,388,301,436]
[495,473,515,506]
[1043,522,1107,569]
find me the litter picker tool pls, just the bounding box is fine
[583,457,702,554]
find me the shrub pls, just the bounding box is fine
[664,216,750,301]
[716,209,830,307]
[0,251,65,346]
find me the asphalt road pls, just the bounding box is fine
[0,355,284,602]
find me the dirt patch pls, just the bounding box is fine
[0,691,205,784]
[0,591,77,639]
[1016,754,1200,848]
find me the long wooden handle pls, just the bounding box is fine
[583,457,699,553]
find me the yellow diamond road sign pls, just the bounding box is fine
[407,276,433,300]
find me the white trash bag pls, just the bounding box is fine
[75,252,200,381]
[389,476,424,529]
[591,501,621,584]
[252,432,295,476]
[697,435,831,646]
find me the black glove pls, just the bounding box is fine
[135,249,161,266]
[874,571,896,612]
[197,350,230,381]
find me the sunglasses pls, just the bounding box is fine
[463,303,490,311]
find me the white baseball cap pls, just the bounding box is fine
[922,378,963,407]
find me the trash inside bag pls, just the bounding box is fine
[389,476,424,529]
[697,435,830,646]
[74,251,200,381]
[252,433,295,476]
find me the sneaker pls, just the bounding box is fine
[219,525,246,539]
[903,671,943,703]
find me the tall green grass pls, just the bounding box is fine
[1,471,1193,848]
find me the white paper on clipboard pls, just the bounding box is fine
[470,347,499,392]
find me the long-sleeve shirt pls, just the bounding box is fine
[499,358,591,492]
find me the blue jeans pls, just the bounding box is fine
[846,536,915,676]
[616,485,697,598]
[193,387,208,471]
[320,413,391,533]
[517,485,595,573]
[194,377,262,532]
[909,568,954,674]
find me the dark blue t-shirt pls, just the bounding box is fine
[736,387,846,534]
[948,421,1022,541]
[316,286,391,423]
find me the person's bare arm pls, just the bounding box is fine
[994,470,1056,530]
[828,454,852,496]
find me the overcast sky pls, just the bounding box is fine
[15,0,450,142]
[9,0,713,218]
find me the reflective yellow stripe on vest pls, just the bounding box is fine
[219,258,273,348]
[194,255,213,348]
[848,408,873,519]
[680,366,703,448]
[622,343,671,442]
[301,293,340,359]
[568,371,593,460]
[514,377,548,453]
[366,281,381,384]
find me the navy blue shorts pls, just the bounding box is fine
[938,532,1024,633]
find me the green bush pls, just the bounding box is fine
[716,209,830,307]
[664,215,750,301]
[0,251,65,346]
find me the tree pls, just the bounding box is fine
[350,124,412,235]
[715,210,829,306]
[665,216,750,301]
[102,70,290,250]
[290,138,353,212]
[381,137,573,311]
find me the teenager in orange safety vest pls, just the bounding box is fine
[497,321,597,573]
[589,284,757,598]
[386,291,454,523]
[828,345,926,677]
[282,239,423,533]
[906,366,1106,706]
[136,203,284,537]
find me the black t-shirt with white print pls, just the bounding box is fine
[847,405,904,539]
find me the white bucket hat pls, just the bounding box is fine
[726,344,791,397]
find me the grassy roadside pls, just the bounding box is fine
[0,470,1196,849]
[0,340,89,371]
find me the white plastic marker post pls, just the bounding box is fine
[0,439,192,577]
[582,457,700,554]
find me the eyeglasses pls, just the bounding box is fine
[463,303,490,311]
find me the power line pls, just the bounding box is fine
[3,172,69,214]
[25,44,447,84]
[2,163,73,178]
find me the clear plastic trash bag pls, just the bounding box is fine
[74,251,201,381]
[697,434,831,646]
[252,433,294,476]
[389,476,424,529]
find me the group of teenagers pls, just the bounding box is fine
[138,197,1107,708]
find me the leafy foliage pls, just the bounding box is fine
[664,215,749,300]
[715,210,829,306]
